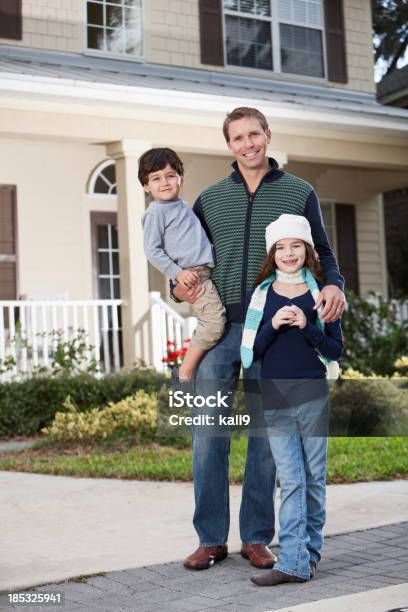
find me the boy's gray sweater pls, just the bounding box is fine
[141,198,214,281]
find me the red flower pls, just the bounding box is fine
[184,338,191,343]
[167,340,175,347]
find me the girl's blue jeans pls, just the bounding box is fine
[264,394,329,580]
[192,322,276,546]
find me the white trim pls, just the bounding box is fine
[1,71,407,136]
[88,158,117,195]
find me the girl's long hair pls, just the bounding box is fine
[254,242,324,287]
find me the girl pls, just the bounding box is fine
[241,214,343,586]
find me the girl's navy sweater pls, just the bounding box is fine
[250,286,344,380]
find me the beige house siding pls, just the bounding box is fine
[148,0,375,94]
[343,0,375,94]
[356,195,388,296]
[0,0,83,53]
[0,139,108,300]
[1,0,375,95]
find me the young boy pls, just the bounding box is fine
[139,147,226,382]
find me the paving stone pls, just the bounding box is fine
[9,523,408,611]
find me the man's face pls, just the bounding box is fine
[227,116,271,171]
[143,163,183,202]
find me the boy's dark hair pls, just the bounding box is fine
[223,107,269,143]
[138,148,184,185]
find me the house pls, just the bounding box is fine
[0,0,407,374]
[377,65,408,298]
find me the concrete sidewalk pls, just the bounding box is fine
[1,523,407,611]
[0,471,407,592]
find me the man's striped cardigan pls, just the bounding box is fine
[192,159,344,324]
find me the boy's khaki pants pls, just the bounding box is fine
[188,266,226,351]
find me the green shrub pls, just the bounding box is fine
[341,291,408,375]
[42,391,157,442]
[330,378,408,436]
[0,368,166,437]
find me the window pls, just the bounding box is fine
[91,212,123,366]
[321,201,337,255]
[223,0,325,78]
[86,0,143,56]
[88,160,117,196]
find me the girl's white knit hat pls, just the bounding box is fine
[265,214,314,253]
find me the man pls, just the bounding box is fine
[173,107,345,571]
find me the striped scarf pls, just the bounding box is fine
[240,267,339,379]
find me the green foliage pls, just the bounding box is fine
[0,328,99,377]
[330,378,408,436]
[0,437,407,484]
[42,391,157,442]
[341,291,408,375]
[0,368,166,437]
[372,0,408,76]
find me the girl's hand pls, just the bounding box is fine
[272,306,297,330]
[287,305,307,329]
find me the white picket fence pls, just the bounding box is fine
[394,299,408,325]
[1,294,405,380]
[0,299,123,380]
[150,291,197,373]
[0,294,197,379]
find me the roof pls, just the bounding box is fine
[377,65,408,106]
[1,44,408,123]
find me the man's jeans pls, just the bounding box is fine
[192,322,276,546]
[264,395,329,579]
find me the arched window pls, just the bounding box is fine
[88,160,117,196]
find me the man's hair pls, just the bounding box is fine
[138,148,184,185]
[222,107,269,143]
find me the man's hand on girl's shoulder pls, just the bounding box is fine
[314,285,346,323]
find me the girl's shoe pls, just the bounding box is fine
[251,568,308,586]
[309,560,317,579]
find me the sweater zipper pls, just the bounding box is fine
[241,183,262,320]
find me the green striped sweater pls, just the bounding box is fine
[193,159,342,323]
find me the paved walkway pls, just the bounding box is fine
[1,472,407,593]
[0,523,407,611]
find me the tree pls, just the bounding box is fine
[372,0,408,77]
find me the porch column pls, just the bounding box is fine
[106,138,152,369]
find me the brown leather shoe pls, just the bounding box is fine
[251,568,308,586]
[240,543,277,569]
[183,545,228,570]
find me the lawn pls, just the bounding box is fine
[0,436,407,483]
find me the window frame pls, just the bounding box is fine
[320,199,337,256]
[222,0,327,81]
[90,211,120,301]
[84,0,145,62]
[88,159,117,199]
